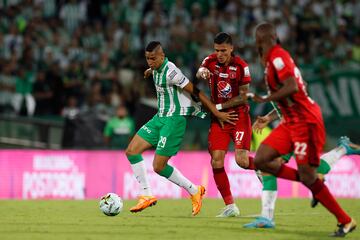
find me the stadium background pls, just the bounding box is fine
[0,0,359,200]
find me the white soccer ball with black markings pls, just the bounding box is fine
[99,193,123,216]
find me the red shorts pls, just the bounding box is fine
[262,121,325,166]
[208,114,251,151]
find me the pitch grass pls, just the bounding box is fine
[0,199,359,240]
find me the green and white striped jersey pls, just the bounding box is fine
[152,58,206,118]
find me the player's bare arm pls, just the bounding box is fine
[196,67,211,80]
[253,109,279,134]
[216,84,250,110]
[250,77,298,103]
[182,82,238,125]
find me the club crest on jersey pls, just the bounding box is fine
[229,71,236,79]
[217,81,232,98]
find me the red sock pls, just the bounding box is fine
[213,167,233,205]
[246,156,255,170]
[309,179,351,224]
[275,164,300,181]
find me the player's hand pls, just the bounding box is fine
[246,93,267,103]
[252,115,271,134]
[144,68,152,79]
[198,67,211,80]
[216,111,238,126]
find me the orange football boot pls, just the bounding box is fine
[191,185,206,216]
[130,196,157,213]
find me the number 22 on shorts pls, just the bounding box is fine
[294,142,307,155]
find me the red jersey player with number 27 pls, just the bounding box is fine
[196,32,257,218]
[250,23,356,237]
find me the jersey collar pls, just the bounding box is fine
[156,57,168,73]
[266,44,281,61]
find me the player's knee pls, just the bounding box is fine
[254,155,266,170]
[235,156,248,168]
[211,158,224,168]
[153,163,165,174]
[298,169,317,187]
[125,146,134,156]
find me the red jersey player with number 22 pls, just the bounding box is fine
[249,22,356,237]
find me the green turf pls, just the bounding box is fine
[0,199,359,240]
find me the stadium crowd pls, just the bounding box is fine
[0,0,359,147]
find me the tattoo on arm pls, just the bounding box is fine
[221,84,249,109]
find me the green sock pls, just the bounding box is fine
[263,175,278,191]
[317,159,331,175]
[127,154,143,164]
[158,164,174,178]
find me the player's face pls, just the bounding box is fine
[145,51,164,70]
[214,43,233,65]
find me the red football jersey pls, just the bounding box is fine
[201,53,251,115]
[265,45,322,123]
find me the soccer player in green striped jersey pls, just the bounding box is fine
[126,41,238,216]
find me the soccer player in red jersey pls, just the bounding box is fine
[196,32,256,217]
[250,22,356,237]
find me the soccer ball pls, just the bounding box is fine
[99,193,123,216]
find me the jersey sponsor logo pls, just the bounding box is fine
[178,77,186,85]
[219,73,229,78]
[217,81,232,98]
[229,66,237,71]
[244,66,250,77]
[273,57,285,70]
[141,126,152,134]
[168,70,177,80]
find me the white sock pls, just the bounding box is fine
[320,147,346,168]
[168,167,198,195]
[261,190,277,220]
[130,161,152,196]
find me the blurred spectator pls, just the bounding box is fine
[103,104,135,149]
[62,95,80,120]
[0,0,358,148]
[0,63,17,114]
[33,70,53,115]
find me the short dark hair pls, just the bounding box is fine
[145,41,161,51]
[214,32,232,45]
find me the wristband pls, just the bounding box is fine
[216,104,222,110]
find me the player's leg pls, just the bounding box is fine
[244,155,289,228]
[233,113,255,170]
[126,117,160,213]
[154,116,205,216]
[208,123,238,217]
[294,123,356,237]
[254,124,299,181]
[311,136,360,208]
[243,171,277,229]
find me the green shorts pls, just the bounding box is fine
[281,152,294,163]
[137,115,187,156]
